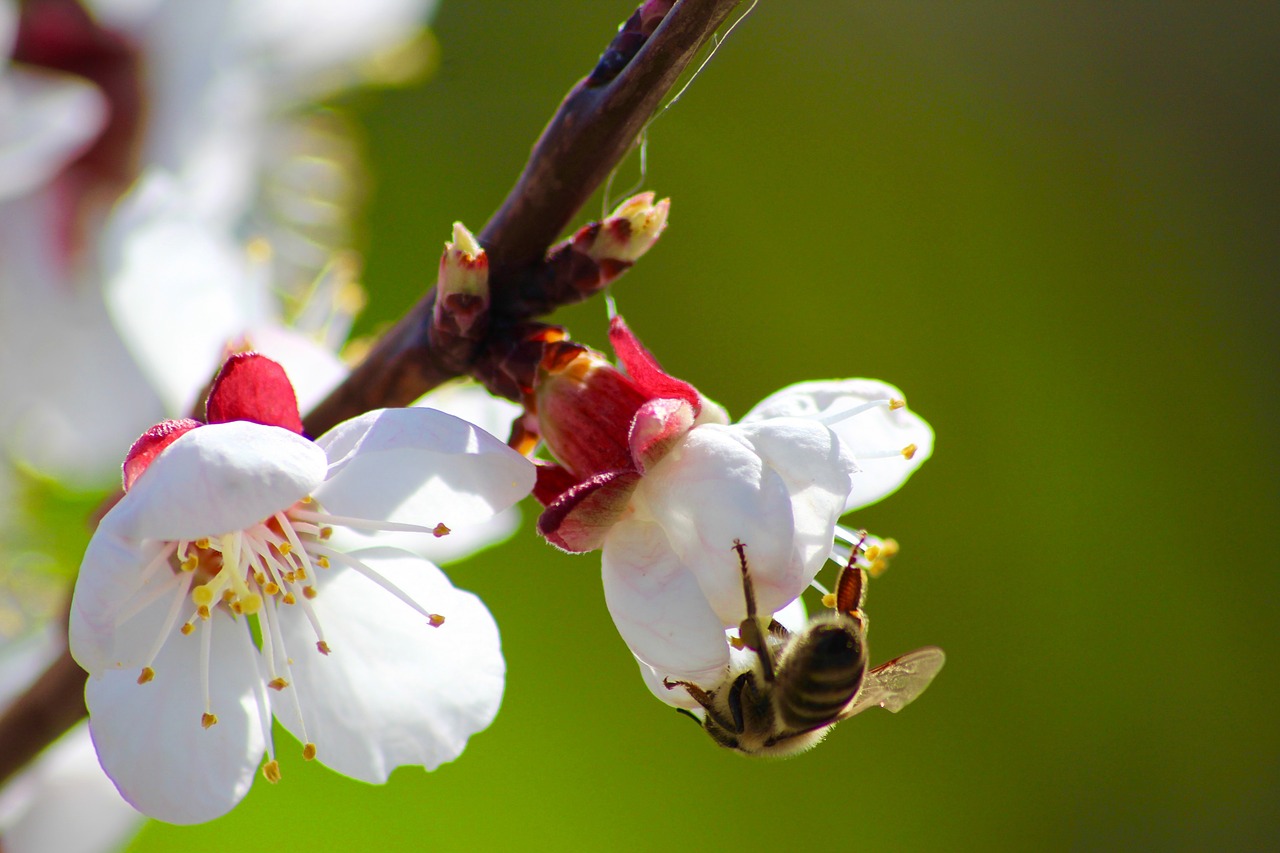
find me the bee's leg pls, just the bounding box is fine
[663,677,739,734]
[834,547,868,629]
[766,618,791,639]
[731,539,776,683]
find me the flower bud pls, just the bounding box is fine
[579,192,670,265]
[435,221,489,337]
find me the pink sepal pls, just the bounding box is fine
[121,418,201,491]
[629,398,694,473]
[537,469,642,553]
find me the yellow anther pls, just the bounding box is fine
[317,556,330,569]
[728,636,745,651]
[192,585,215,607]
[864,545,881,561]
[201,713,218,729]
[180,555,198,572]
[180,622,195,636]
[230,601,243,614]
[889,399,906,410]
[263,760,282,784]
[303,586,318,600]
[433,523,451,538]
[869,559,890,578]
[316,641,331,655]
[881,539,900,557]
[197,605,211,620]
[282,593,296,605]
[901,444,917,460]
[194,538,210,550]
[253,571,266,585]
[221,589,236,604]
[278,542,292,555]
[428,614,446,628]
[302,743,317,761]
[821,592,838,609]
[137,667,155,685]
[263,582,280,596]
[240,593,263,615]
[320,527,333,540]
[295,567,307,580]
[268,678,289,691]
[301,496,313,504]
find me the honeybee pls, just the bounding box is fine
[664,540,944,756]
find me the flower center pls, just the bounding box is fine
[127,496,449,782]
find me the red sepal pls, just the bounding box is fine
[205,352,303,433]
[608,316,700,414]
[122,418,201,491]
[537,469,642,553]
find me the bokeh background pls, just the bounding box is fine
[118,1,1278,850]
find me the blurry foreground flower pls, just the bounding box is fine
[69,353,535,824]
[532,317,933,689]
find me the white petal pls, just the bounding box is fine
[110,422,326,542]
[0,722,143,853]
[314,408,534,531]
[85,612,266,825]
[635,424,808,623]
[602,520,730,684]
[272,547,503,782]
[741,379,934,511]
[734,417,857,581]
[69,532,179,675]
[0,68,107,201]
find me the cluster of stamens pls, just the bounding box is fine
[124,495,449,782]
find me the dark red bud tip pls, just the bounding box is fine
[123,418,201,491]
[607,316,701,413]
[206,352,304,433]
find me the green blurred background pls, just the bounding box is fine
[130,2,1278,850]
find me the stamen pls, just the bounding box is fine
[263,760,282,783]
[302,743,317,761]
[201,713,218,729]
[816,398,899,426]
[199,615,214,721]
[137,667,155,685]
[310,544,439,623]
[821,592,837,609]
[137,572,196,678]
[428,614,446,627]
[290,508,447,537]
[434,524,450,537]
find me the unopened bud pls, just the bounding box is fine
[435,222,489,337]
[439,222,488,298]
[584,192,670,264]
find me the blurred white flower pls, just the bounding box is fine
[69,353,535,824]
[0,629,143,853]
[0,0,440,485]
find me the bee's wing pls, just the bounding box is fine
[841,646,945,719]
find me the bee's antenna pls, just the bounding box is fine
[731,539,776,683]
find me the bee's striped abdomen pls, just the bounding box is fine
[775,622,867,731]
